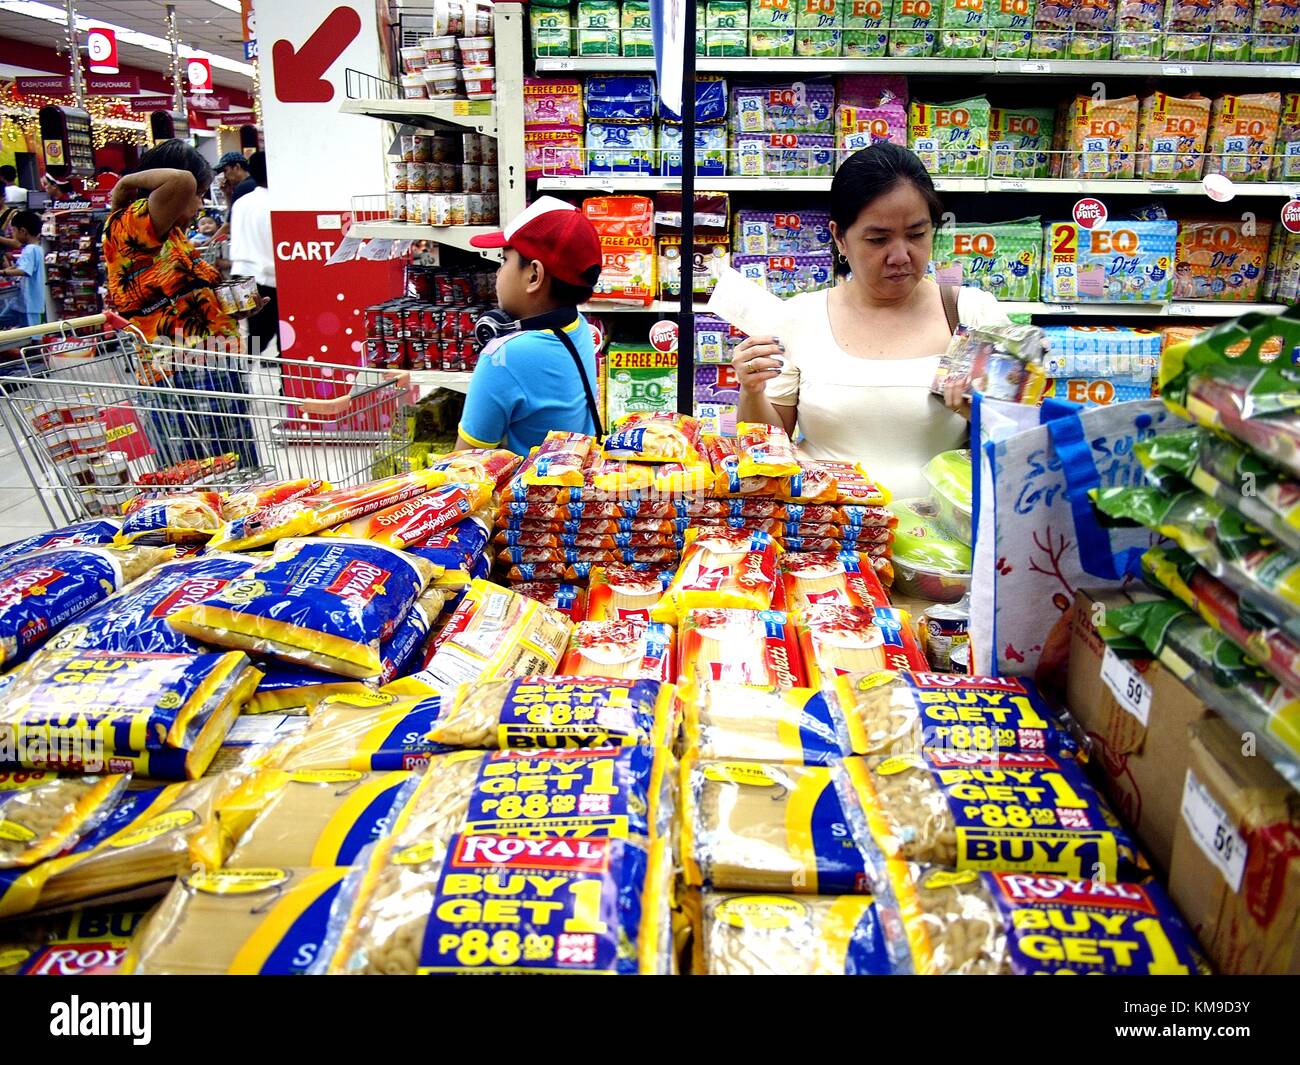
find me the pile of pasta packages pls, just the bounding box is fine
[0,413,1208,976]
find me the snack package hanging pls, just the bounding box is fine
[1137,91,1211,180]
[652,528,782,624]
[0,649,261,779]
[587,565,674,622]
[208,469,449,552]
[0,772,128,870]
[677,607,806,691]
[1205,92,1283,183]
[681,683,852,764]
[0,545,168,669]
[798,606,928,686]
[116,493,224,546]
[325,481,493,550]
[44,554,255,656]
[559,620,675,680]
[848,751,1144,878]
[168,538,437,678]
[780,550,892,615]
[681,759,880,892]
[0,520,120,567]
[830,670,1079,757]
[520,432,596,487]
[602,413,703,464]
[908,97,991,177]
[221,479,328,522]
[276,691,448,772]
[124,866,351,975]
[1173,219,1272,302]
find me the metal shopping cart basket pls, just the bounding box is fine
[0,313,416,529]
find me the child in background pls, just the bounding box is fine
[0,209,45,328]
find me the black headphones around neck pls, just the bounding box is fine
[473,306,580,348]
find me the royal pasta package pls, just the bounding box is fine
[681,683,853,765]
[0,901,151,976]
[560,620,675,681]
[603,412,704,464]
[408,515,492,574]
[797,605,928,686]
[780,550,892,616]
[0,771,128,870]
[652,528,782,624]
[587,565,674,622]
[521,431,597,487]
[0,649,262,779]
[0,520,120,567]
[168,538,436,678]
[277,691,449,773]
[677,608,807,692]
[327,481,493,550]
[117,492,224,546]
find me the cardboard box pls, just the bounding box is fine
[1067,588,1212,873]
[1168,717,1300,975]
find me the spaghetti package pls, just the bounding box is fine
[681,683,852,764]
[777,461,839,504]
[169,538,437,679]
[0,649,261,779]
[125,866,351,975]
[0,545,168,669]
[326,481,492,550]
[209,469,449,552]
[521,431,596,487]
[652,528,782,625]
[797,606,928,686]
[221,479,328,522]
[560,620,675,681]
[780,550,892,616]
[0,520,120,567]
[512,582,587,623]
[677,608,806,692]
[736,421,800,479]
[680,759,879,893]
[277,691,448,772]
[848,751,1144,878]
[426,448,523,492]
[45,554,255,656]
[830,670,1079,757]
[1205,92,1282,183]
[408,515,492,574]
[816,461,891,506]
[117,493,223,546]
[0,772,128,870]
[587,565,674,622]
[603,412,704,464]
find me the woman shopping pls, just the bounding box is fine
[733,142,1007,498]
[101,139,259,471]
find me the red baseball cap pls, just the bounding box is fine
[470,196,602,287]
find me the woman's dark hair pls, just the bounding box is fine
[829,142,944,234]
[130,139,212,195]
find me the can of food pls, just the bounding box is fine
[62,400,98,425]
[384,338,404,368]
[481,136,498,166]
[96,487,135,514]
[949,641,971,675]
[462,132,482,164]
[467,194,488,225]
[400,135,418,162]
[412,134,433,164]
[445,194,468,226]
[460,164,482,194]
[438,162,458,191]
[407,163,428,193]
[388,190,407,222]
[427,193,448,226]
[390,161,409,192]
[90,451,130,486]
[237,277,260,312]
[479,164,498,193]
[214,283,239,315]
[407,192,428,225]
[920,601,971,673]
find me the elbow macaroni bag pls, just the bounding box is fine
[168,538,437,679]
[408,515,492,575]
[653,528,783,625]
[0,520,120,567]
[0,771,129,870]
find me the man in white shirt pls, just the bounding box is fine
[229,151,278,355]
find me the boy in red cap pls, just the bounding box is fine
[455,196,604,455]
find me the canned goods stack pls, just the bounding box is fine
[363,268,495,372]
[25,397,122,514]
[387,131,499,227]
[213,276,261,318]
[397,0,496,100]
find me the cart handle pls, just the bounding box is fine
[296,369,417,417]
[0,310,137,346]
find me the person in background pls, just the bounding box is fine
[190,213,221,245]
[216,151,255,212]
[455,197,602,455]
[0,165,26,206]
[230,151,277,355]
[41,172,73,202]
[92,166,120,192]
[0,209,46,328]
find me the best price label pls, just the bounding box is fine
[1282,199,1300,235]
[1072,197,1108,229]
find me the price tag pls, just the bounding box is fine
[541,58,575,71]
[1181,770,1248,892]
[452,100,492,117]
[1166,303,1196,316]
[1162,64,1194,76]
[1148,182,1180,194]
[1020,61,1051,73]
[997,178,1027,191]
[1100,646,1152,726]
[1052,303,1078,314]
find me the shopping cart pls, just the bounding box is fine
[0,313,417,529]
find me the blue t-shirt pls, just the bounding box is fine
[458,315,598,455]
[15,243,44,318]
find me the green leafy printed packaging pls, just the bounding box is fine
[796,0,845,55]
[705,0,751,53]
[843,0,889,54]
[622,0,656,55]
[1070,0,1115,58]
[1211,0,1253,59]
[987,0,1035,56]
[1161,0,1213,59]
[1252,0,1300,62]
[1113,0,1162,56]
[606,343,678,421]
[577,0,621,54]
[989,107,1054,177]
[889,0,939,56]
[530,4,573,56]
[751,0,797,53]
[1029,0,1072,57]
[908,96,990,177]
[931,219,1042,300]
[939,0,988,54]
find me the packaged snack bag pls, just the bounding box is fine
[730,80,836,134]
[1162,0,1213,59]
[0,520,120,567]
[524,127,583,179]
[1114,0,1163,56]
[939,0,988,55]
[930,219,1043,301]
[116,493,222,546]
[530,2,573,55]
[1070,0,1115,57]
[1029,0,1073,55]
[586,121,656,175]
[603,412,703,464]
[0,772,128,870]
[909,96,991,177]
[796,0,845,56]
[987,0,1035,56]
[737,422,800,478]
[426,448,523,492]
[751,0,797,53]
[1137,92,1211,180]
[889,0,940,54]
[1272,93,1300,181]
[843,0,889,55]
[523,77,583,128]
[1205,92,1283,184]
[677,607,806,690]
[987,109,1054,179]
[1252,0,1300,62]
[0,544,167,669]
[584,195,657,306]
[622,0,656,54]
[169,539,437,678]
[576,0,621,53]
[1041,220,1177,303]
[560,620,675,680]
[1173,219,1272,302]
[605,342,678,420]
[705,0,751,54]
[1066,94,1139,179]
[653,528,783,624]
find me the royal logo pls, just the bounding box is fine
[453,833,611,872]
[325,560,389,604]
[995,873,1155,913]
[0,568,66,608]
[150,577,230,618]
[912,672,1025,691]
[926,749,1058,770]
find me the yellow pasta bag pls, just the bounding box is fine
[701,434,779,498]
[603,412,703,464]
[736,422,801,479]
[651,528,783,625]
[654,460,715,494]
[592,458,657,493]
[521,432,597,487]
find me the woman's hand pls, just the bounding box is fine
[733,335,785,395]
[942,371,972,420]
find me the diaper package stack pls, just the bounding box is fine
[1040,324,1162,405]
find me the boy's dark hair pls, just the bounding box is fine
[130,139,212,195]
[0,165,16,182]
[548,276,595,306]
[247,150,267,188]
[13,210,42,235]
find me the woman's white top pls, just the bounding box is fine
[765,284,1008,499]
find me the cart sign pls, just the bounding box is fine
[649,319,678,353]
[1283,200,1300,235]
[186,57,213,94]
[87,27,119,74]
[1072,197,1108,230]
[103,405,155,461]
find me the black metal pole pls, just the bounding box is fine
[676,0,696,416]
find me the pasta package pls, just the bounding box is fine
[560,620,675,680]
[652,528,782,624]
[125,866,350,975]
[0,649,261,780]
[831,670,1079,757]
[681,683,851,765]
[677,608,806,692]
[409,515,492,574]
[817,460,891,505]
[169,538,436,679]
[499,546,680,567]
[209,469,449,552]
[0,771,128,870]
[327,481,493,550]
[0,544,168,669]
[427,448,524,492]
[849,751,1144,878]
[700,434,778,498]
[204,713,310,776]
[736,421,800,478]
[512,582,588,623]
[221,479,328,522]
[522,431,597,487]
[778,460,839,504]
[0,902,151,976]
[587,565,674,622]
[278,692,449,772]
[0,520,120,568]
[681,759,879,893]
[45,554,255,656]
[797,605,928,686]
[591,458,656,493]
[780,550,892,616]
[117,492,223,546]
[654,461,716,495]
[603,412,704,464]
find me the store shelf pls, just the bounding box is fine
[349,222,503,259]
[1002,301,1288,317]
[340,98,497,137]
[580,300,698,314]
[992,178,1300,196]
[410,370,473,393]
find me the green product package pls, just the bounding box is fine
[605,343,679,421]
[1029,0,1072,57]
[909,95,991,177]
[577,0,621,54]
[843,0,889,54]
[987,0,1035,55]
[796,0,845,55]
[1162,0,1213,60]
[530,6,574,56]
[889,0,940,55]
[939,0,988,55]
[751,0,797,53]
[1252,0,1300,63]
[922,450,973,543]
[930,218,1042,300]
[888,497,972,571]
[1114,0,1163,57]
[1070,0,1117,59]
[622,0,656,54]
[989,107,1055,177]
[705,0,751,53]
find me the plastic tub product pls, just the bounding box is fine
[400,74,426,99]
[458,36,493,67]
[421,35,458,63]
[889,497,972,603]
[462,65,494,100]
[921,450,973,543]
[401,46,428,73]
[422,62,460,97]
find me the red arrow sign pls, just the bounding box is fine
[272,6,361,104]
